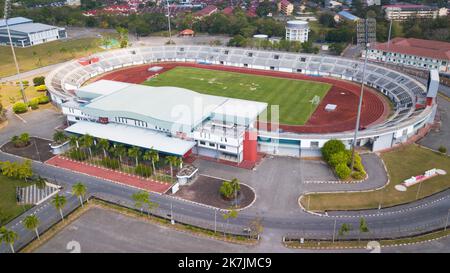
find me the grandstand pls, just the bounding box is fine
[46,45,437,157]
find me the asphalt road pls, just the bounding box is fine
[0,104,449,253]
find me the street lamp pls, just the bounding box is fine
[3,0,27,103]
[350,17,376,171]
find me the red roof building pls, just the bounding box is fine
[179,29,195,37]
[194,5,218,18]
[222,7,234,15]
[366,38,450,73]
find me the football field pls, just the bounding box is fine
[143,67,331,125]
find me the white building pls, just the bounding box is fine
[61,80,267,163]
[383,4,448,21]
[285,20,309,43]
[0,17,66,47]
[363,38,450,73]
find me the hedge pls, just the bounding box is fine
[101,157,120,170]
[35,85,47,92]
[335,163,351,179]
[321,139,346,162]
[37,95,50,104]
[68,149,88,161]
[135,164,152,177]
[28,98,39,110]
[12,102,28,114]
[33,76,45,86]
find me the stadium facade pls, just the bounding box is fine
[46,46,439,160]
[61,80,266,163]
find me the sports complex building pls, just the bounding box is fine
[46,45,439,164]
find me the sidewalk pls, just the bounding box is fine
[46,156,172,194]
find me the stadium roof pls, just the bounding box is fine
[65,121,195,156]
[78,80,267,128]
[77,80,131,99]
[0,17,33,28]
[1,23,61,34]
[371,38,450,61]
[337,11,360,21]
[83,81,227,127]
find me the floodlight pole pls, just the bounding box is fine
[166,0,173,43]
[4,0,27,103]
[350,18,373,172]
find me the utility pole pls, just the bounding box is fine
[3,0,27,103]
[387,19,393,51]
[214,209,217,233]
[445,209,450,232]
[350,17,376,171]
[332,219,337,243]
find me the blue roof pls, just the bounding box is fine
[338,11,360,21]
[0,17,33,28]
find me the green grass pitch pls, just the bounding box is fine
[143,67,332,125]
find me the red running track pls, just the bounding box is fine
[95,62,391,134]
[46,156,172,194]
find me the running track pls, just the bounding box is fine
[96,62,391,134]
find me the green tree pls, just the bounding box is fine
[0,227,18,253]
[81,134,94,157]
[132,190,149,214]
[17,160,33,182]
[53,131,67,144]
[165,156,180,178]
[51,194,67,221]
[128,146,142,166]
[143,148,159,176]
[72,182,87,207]
[97,138,110,158]
[23,215,40,240]
[338,223,352,236]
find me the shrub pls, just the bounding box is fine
[68,148,88,161]
[28,98,39,110]
[329,151,350,167]
[101,157,120,170]
[219,181,234,199]
[321,139,346,162]
[335,163,351,180]
[11,133,30,147]
[37,95,50,104]
[351,170,367,180]
[35,85,47,92]
[135,164,152,177]
[12,102,28,114]
[33,76,45,86]
[438,146,447,154]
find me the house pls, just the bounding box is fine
[334,10,360,22]
[194,5,218,19]
[278,0,294,16]
[179,29,195,37]
[364,37,450,73]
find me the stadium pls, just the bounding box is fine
[45,45,438,164]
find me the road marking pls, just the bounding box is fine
[14,113,27,123]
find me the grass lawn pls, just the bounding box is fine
[143,67,331,125]
[0,37,104,78]
[0,176,34,225]
[0,84,44,108]
[301,145,450,212]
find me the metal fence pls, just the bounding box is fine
[284,217,449,243]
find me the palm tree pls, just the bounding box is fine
[1,227,18,253]
[72,182,87,207]
[81,134,94,157]
[23,215,40,240]
[53,131,67,144]
[115,144,127,164]
[230,178,240,207]
[69,135,79,148]
[128,147,142,166]
[51,194,67,221]
[143,148,159,174]
[97,138,110,158]
[165,156,180,178]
